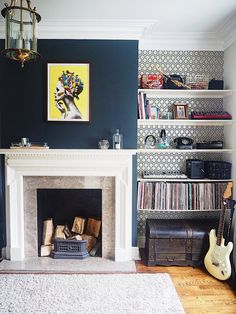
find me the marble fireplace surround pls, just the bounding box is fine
[0,149,136,262]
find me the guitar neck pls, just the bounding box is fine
[216,182,233,246]
[216,200,227,246]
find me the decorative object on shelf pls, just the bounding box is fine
[144,135,156,149]
[174,137,193,149]
[157,129,169,149]
[208,79,224,90]
[161,111,173,120]
[156,66,190,89]
[186,75,209,90]
[173,102,189,119]
[47,63,90,122]
[191,111,232,120]
[10,138,49,149]
[98,139,110,149]
[113,129,123,149]
[196,141,223,149]
[1,0,41,68]
[205,161,232,179]
[142,170,187,179]
[186,159,205,179]
[140,74,163,89]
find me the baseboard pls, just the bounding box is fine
[132,246,140,260]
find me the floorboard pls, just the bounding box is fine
[136,261,236,314]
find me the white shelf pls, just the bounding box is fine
[138,89,233,99]
[138,178,232,182]
[138,119,233,126]
[137,148,233,153]
[137,208,221,212]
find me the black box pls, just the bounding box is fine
[186,159,205,179]
[205,161,232,179]
[208,79,224,90]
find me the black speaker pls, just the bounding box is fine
[186,159,205,179]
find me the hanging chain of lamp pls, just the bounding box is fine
[1,0,41,67]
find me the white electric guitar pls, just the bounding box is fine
[204,182,233,281]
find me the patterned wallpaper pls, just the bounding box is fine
[137,50,225,241]
[138,50,224,82]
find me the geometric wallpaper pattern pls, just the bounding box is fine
[137,50,225,238]
[139,50,224,82]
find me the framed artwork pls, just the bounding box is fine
[173,103,189,119]
[47,63,90,121]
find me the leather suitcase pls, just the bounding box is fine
[145,219,218,266]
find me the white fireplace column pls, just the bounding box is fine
[0,149,137,262]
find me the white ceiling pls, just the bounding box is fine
[32,0,236,32]
[1,0,236,50]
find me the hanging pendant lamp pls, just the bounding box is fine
[1,0,41,67]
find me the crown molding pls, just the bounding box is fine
[139,32,224,51]
[0,17,235,51]
[217,12,236,50]
[38,19,158,40]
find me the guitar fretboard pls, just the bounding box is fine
[216,200,228,246]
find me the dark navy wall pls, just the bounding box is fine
[0,39,138,248]
[1,40,138,148]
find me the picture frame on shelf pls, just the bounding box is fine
[173,103,189,119]
[47,62,90,122]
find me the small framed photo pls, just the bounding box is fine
[173,103,189,119]
[47,62,90,122]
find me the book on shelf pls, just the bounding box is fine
[138,91,160,119]
[137,181,229,211]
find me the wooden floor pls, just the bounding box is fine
[136,261,236,314]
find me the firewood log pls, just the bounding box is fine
[85,218,101,238]
[54,225,66,239]
[42,218,53,245]
[63,224,73,238]
[89,241,102,257]
[40,244,53,256]
[71,216,86,234]
[82,234,97,252]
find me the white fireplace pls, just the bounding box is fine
[0,149,137,262]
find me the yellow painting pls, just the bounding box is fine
[47,63,90,121]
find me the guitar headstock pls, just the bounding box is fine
[223,182,233,200]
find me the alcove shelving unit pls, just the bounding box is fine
[137,88,234,213]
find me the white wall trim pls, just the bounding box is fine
[0,149,136,262]
[0,18,226,51]
[132,246,140,260]
[217,12,236,50]
[139,32,224,51]
[0,17,235,51]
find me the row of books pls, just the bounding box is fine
[138,92,161,119]
[137,181,228,210]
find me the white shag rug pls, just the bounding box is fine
[0,273,184,314]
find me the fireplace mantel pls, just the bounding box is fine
[0,149,137,262]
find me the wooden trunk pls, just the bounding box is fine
[145,219,218,266]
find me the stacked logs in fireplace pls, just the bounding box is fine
[41,217,102,259]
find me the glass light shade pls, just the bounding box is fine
[1,0,41,67]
